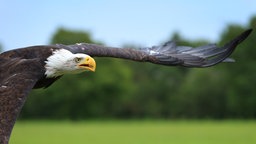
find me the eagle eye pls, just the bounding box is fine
[74,57,82,63]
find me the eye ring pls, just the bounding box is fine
[74,57,82,63]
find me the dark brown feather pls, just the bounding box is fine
[0,58,44,144]
[0,46,59,143]
[60,29,252,67]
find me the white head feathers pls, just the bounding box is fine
[45,49,91,77]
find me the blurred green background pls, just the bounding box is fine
[15,16,255,120]
[1,7,256,144]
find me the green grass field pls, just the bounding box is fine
[10,120,256,144]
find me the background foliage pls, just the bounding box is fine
[19,16,256,120]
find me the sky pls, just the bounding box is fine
[0,0,255,51]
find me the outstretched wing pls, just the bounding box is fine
[0,58,44,144]
[59,29,252,67]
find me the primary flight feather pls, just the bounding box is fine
[0,29,252,144]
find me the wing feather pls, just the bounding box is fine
[61,29,252,67]
[0,58,44,143]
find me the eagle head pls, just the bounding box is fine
[45,49,96,77]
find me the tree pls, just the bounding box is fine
[50,28,95,44]
[219,17,256,118]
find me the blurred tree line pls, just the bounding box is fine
[20,16,256,120]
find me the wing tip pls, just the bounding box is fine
[236,28,253,44]
[146,29,253,68]
[200,29,252,67]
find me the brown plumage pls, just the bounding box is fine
[0,29,252,144]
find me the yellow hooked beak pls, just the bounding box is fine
[78,56,96,72]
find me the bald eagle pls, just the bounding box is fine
[0,29,252,143]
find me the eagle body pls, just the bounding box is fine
[0,29,252,144]
[1,46,60,89]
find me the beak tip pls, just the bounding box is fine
[83,56,96,72]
